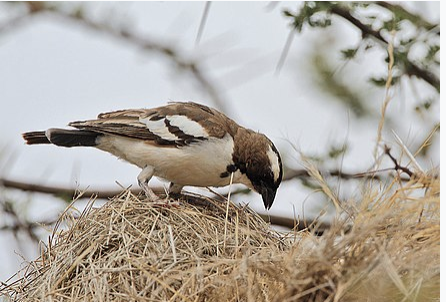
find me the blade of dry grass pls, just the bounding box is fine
[374,30,396,160]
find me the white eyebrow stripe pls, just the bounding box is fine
[267,146,280,182]
[166,115,209,138]
[139,117,178,141]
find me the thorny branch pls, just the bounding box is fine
[282,2,439,91]
[328,4,440,91]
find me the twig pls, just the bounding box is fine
[384,145,414,178]
[329,5,388,45]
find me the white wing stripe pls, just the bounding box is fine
[167,115,208,138]
[139,117,178,141]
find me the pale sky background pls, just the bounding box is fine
[0,2,440,282]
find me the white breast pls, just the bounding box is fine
[96,133,250,188]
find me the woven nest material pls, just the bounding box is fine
[1,175,440,302]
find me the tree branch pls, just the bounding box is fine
[0,162,407,236]
[0,164,411,204]
[0,177,145,200]
[375,1,438,31]
[282,167,411,182]
[258,213,331,235]
[328,4,440,91]
[0,178,330,233]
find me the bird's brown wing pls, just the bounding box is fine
[69,102,238,146]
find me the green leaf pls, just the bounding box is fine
[328,144,348,159]
[341,48,358,59]
[369,76,400,87]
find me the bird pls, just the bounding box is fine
[22,102,283,209]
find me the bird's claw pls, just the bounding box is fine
[138,181,181,208]
[139,181,162,202]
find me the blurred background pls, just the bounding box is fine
[0,2,439,282]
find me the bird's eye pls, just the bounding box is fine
[240,163,247,173]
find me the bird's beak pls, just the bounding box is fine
[259,186,276,210]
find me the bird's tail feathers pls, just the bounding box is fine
[22,129,101,147]
[22,131,51,145]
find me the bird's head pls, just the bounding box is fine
[232,130,283,210]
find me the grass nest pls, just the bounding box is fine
[1,175,440,301]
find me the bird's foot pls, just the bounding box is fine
[139,181,162,202]
[138,182,180,207]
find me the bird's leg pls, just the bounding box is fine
[137,166,160,201]
[165,183,184,206]
[169,183,183,196]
